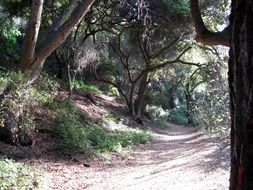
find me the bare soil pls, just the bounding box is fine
[35,124,229,190]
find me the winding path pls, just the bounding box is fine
[40,124,230,190]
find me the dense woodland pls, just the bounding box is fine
[0,0,252,189]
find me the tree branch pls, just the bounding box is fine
[138,31,150,65]
[190,0,231,46]
[30,0,95,71]
[177,60,201,67]
[102,41,133,83]
[49,0,76,33]
[152,35,181,58]
[133,47,193,83]
[145,47,192,73]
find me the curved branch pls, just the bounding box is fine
[102,41,133,83]
[138,31,150,65]
[35,0,95,68]
[133,47,193,83]
[190,0,231,47]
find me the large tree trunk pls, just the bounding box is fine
[229,0,253,189]
[20,0,44,70]
[22,0,95,84]
[0,0,95,145]
[134,73,149,123]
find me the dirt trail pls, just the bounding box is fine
[39,123,230,190]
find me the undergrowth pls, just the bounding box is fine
[0,157,39,190]
[46,100,154,155]
[167,105,188,125]
[0,70,59,131]
[73,79,102,93]
[146,105,171,129]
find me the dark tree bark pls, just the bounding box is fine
[184,90,194,125]
[134,73,149,123]
[190,0,231,47]
[191,0,253,189]
[229,0,253,189]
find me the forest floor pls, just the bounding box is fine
[0,91,230,190]
[36,123,230,190]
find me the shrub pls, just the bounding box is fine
[87,127,154,153]
[192,90,230,135]
[0,71,59,134]
[106,86,119,97]
[73,79,102,93]
[167,105,188,125]
[153,117,170,129]
[0,157,39,190]
[145,105,171,129]
[48,100,154,155]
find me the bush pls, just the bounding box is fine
[192,90,230,135]
[0,71,59,132]
[153,118,170,129]
[167,105,188,125]
[73,79,102,93]
[48,100,154,155]
[106,86,119,97]
[87,127,154,153]
[0,71,59,137]
[145,105,171,129]
[0,157,39,190]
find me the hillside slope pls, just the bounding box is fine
[0,88,230,189]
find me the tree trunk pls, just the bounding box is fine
[22,0,95,83]
[20,0,44,70]
[134,73,148,122]
[1,0,95,145]
[129,83,136,119]
[184,90,194,125]
[229,0,253,189]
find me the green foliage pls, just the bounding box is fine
[168,105,189,125]
[149,91,167,107]
[106,86,120,97]
[146,105,171,129]
[201,0,230,30]
[49,100,92,154]
[163,0,190,17]
[0,71,58,105]
[0,71,59,130]
[153,118,170,129]
[104,112,123,123]
[31,74,59,105]
[87,126,154,153]
[100,56,117,74]
[193,83,230,135]
[0,11,21,54]
[48,100,153,154]
[0,157,39,190]
[74,79,102,93]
